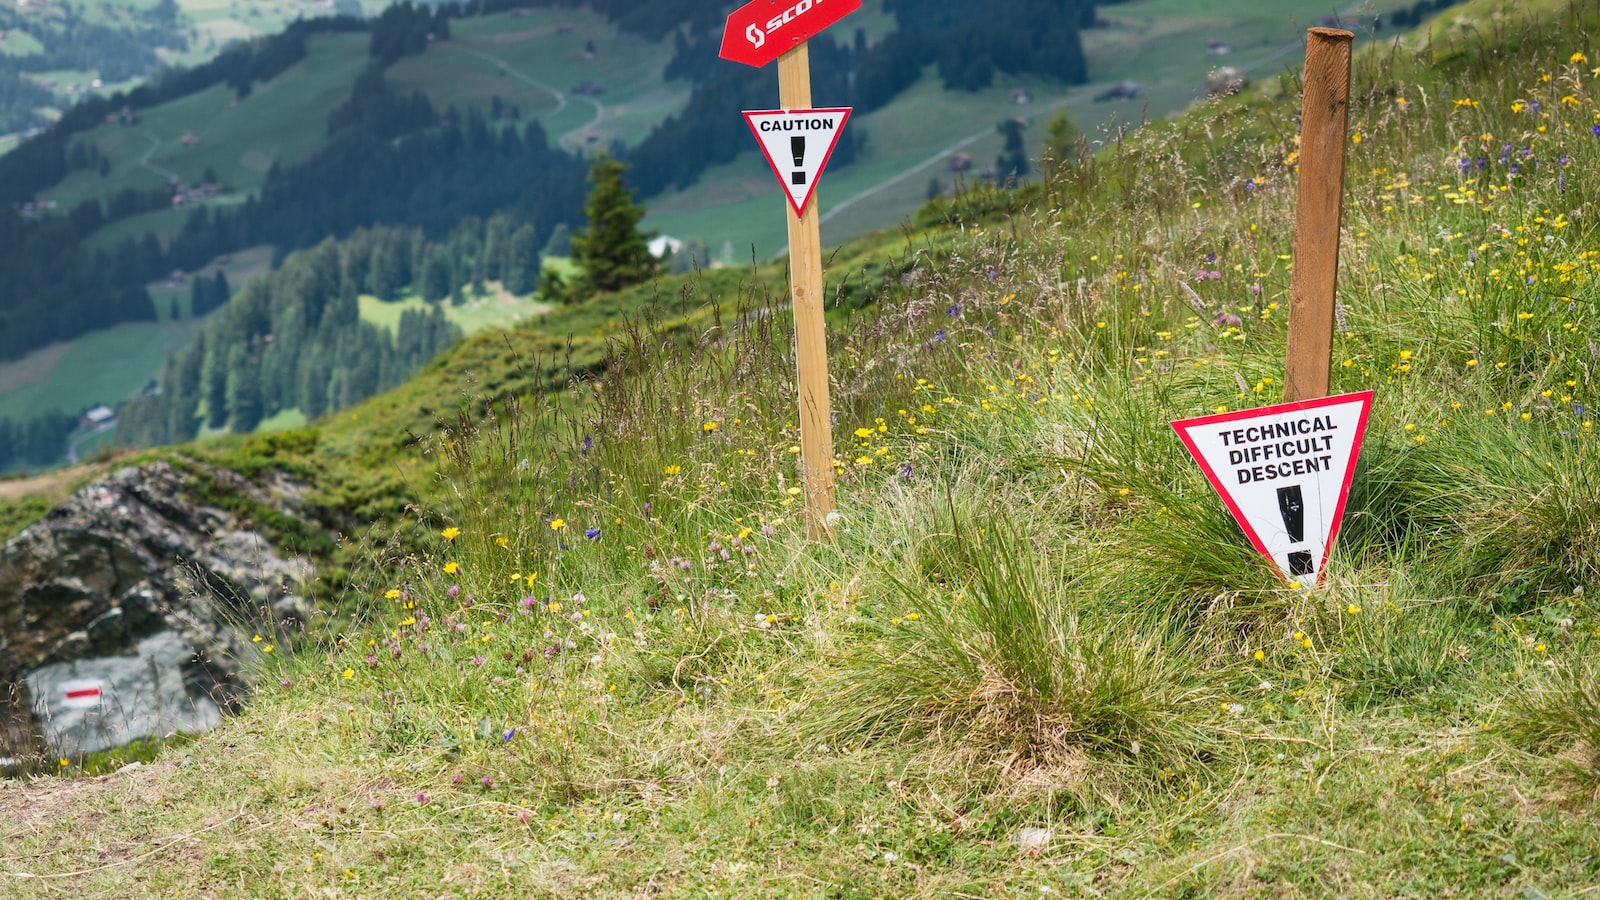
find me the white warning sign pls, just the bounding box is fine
[742,107,852,217]
[1171,391,1373,587]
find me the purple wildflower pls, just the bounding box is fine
[415,792,430,804]
[447,584,460,600]
[1214,312,1243,327]
[480,776,493,789]
[472,654,486,666]
[1244,178,1258,192]
[934,328,947,343]
[502,728,516,741]
[585,528,601,540]
[947,301,962,318]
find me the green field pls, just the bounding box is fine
[44,32,372,212]
[641,0,1433,263]
[5,0,391,127]
[0,245,272,421]
[358,283,551,337]
[389,8,687,152]
[0,320,194,420]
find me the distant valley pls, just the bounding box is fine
[0,0,1431,473]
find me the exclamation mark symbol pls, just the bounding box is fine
[1277,485,1315,577]
[791,136,807,185]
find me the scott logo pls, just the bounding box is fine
[746,0,828,48]
[720,0,859,68]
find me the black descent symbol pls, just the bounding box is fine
[1277,484,1315,577]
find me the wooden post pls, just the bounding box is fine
[778,43,837,538]
[1284,28,1353,403]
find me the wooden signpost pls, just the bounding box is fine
[1284,28,1354,403]
[1172,29,1364,589]
[721,0,862,538]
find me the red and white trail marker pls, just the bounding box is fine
[1171,390,1374,587]
[60,678,105,710]
[720,0,864,69]
[743,108,852,217]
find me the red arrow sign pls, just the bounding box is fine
[720,0,863,69]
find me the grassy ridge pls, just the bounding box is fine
[11,0,1600,896]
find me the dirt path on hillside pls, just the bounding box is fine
[0,342,70,393]
[0,463,99,503]
[465,50,604,152]
[139,130,180,184]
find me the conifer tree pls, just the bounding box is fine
[996,119,1029,183]
[505,224,541,296]
[225,346,263,433]
[571,155,656,297]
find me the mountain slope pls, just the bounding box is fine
[0,0,1427,467]
[7,1,1600,896]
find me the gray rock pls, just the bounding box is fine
[26,631,223,756]
[0,460,320,760]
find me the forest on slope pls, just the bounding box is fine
[0,0,1102,470]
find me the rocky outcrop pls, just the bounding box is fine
[0,460,316,763]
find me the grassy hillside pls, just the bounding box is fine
[0,0,394,144]
[8,0,1600,896]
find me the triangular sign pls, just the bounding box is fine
[743,108,852,217]
[1171,390,1374,588]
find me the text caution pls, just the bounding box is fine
[1171,390,1373,587]
[60,678,105,710]
[743,108,852,217]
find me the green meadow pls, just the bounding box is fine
[10,2,1600,897]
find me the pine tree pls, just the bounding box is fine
[225,346,263,433]
[570,155,656,297]
[189,276,210,319]
[421,245,453,302]
[1041,111,1079,179]
[996,119,1029,184]
[505,224,541,296]
[202,344,230,429]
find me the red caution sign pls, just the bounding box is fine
[719,0,863,69]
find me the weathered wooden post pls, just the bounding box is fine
[775,44,837,538]
[1283,28,1354,402]
[721,0,862,538]
[1172,28,1372,591]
